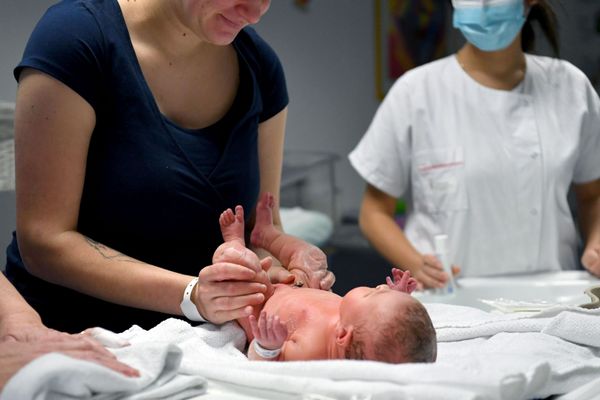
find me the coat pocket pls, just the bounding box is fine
[413,147,468,213]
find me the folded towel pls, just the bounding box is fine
[541,310,600,347]
[0,337,206,400]
[428,303,600,347]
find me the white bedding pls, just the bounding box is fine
[2,304,600,400]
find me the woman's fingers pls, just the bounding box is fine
[197,260,275,323]
[0,338,140,378]
[60,349,139,377]
[212,305,256,324]
[201,279,267,298]
[217,246,262,273]
[213,291,265,310]
[420,254,448,287]
[200,262,257,282]
[260,256,272,272]
[414,271,440,289]
[202,292,264,324]
[80,327,131,349]
[451,265,461,277]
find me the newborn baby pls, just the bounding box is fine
[216,193,437,364]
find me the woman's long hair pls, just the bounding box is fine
[522,0,560,56]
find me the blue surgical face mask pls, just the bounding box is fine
[452,0,527,52]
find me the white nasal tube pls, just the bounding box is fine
[434,234,455,296]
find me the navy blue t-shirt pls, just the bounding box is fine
[5,0,288,332]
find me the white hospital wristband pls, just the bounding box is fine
[180,277,207,322]
[252,339,281,359]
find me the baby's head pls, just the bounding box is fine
[338,286,436,364]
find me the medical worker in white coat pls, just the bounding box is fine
[349,0,600,288]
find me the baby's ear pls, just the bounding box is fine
[335,324,353,348]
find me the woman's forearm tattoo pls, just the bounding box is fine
[85,237,143,264]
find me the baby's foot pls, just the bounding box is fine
[219,205,245,245]
[250,192,276,248]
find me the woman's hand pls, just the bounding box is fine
[1,318,73,344]
[582,244,600,277]
[412,254,460,290]
[0,334,139,390]
[196,243,271,324]
[0,319,139,391]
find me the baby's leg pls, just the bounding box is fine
[219,205,245,246]
[214,205,248,265]
[250,192,283,250]
[251,192,322,275]
[219,205,274,341]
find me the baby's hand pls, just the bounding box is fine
[249,311,288,350]
[386,268,418,294]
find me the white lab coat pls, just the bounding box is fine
[349,54,600,276]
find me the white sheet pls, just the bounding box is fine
[3,304,600,400]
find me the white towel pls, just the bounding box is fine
[541,311,600,347]
[0,336,206,400]
[427,303,600,347]
[4,305,600,400]
[108,313,600,400]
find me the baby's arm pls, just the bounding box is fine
[386,268,418,294]
[247,311,288,361]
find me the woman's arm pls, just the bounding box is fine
[574,178,600,276]
[0,272,43,340]
[358,184,450,289]
[15,69,265,324]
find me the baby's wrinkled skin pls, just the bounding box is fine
[250,192,329,289]
[217,194,420,362]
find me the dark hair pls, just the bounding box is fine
[522,0,560,56]
[345,300,437,364]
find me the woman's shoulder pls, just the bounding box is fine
[40,0,116,26]
[385,55,456,99]
[29,0,121,48]
[235,27,280,66]
[526,54,592,89]
[16,0,124,109]
[406,55,455,76]
[235,27,288,120]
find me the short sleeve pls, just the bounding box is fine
[573,79,600,184]
[14,1,106,111]
[242,28,289,122]
[348,79,413,198]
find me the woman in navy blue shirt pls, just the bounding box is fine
[6,0,334,333]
